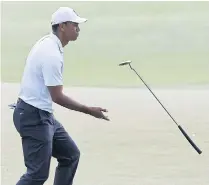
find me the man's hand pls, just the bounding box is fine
[87,107,110,121]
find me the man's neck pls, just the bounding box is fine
[53,31,66,47]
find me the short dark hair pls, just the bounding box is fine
[51,22,69,33]
[52,24,59,33]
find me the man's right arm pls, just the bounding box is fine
[47,85,91,114]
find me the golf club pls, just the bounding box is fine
[119,60,202,155]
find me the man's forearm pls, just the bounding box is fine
[53,92,91,114]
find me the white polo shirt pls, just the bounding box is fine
[18,33,64,113]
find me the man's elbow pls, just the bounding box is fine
[51,94,60,103]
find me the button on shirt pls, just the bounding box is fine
[18,33,64,113]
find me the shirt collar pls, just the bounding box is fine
[50,32,64,54]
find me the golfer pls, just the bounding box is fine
[13,7,109,185]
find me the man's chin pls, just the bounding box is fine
[70,37,78,41]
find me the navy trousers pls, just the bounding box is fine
[13,99,80,185]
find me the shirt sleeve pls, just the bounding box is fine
[41,55,63,86]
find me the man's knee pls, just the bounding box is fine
[72,145,80,160]
[58,147,80,166]
[75,148,80,160]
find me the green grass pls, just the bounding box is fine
[1,1,209,87]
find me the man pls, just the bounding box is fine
[13,7,109,185]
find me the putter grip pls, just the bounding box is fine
[178,125,202,154]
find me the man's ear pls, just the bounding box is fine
[59,23,65,32]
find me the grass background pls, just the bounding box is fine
[1,1,209,87]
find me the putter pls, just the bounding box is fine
[119,60,202,155]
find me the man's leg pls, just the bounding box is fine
[52,118,80,185]
[13,99,54,185]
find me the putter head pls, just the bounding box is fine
[119,60,132,66]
